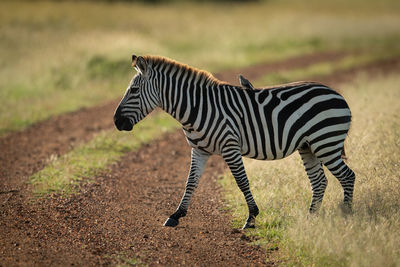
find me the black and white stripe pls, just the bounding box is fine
[114,55,356,228]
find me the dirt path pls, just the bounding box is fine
[1,52,399,266]
[0,131,270,266]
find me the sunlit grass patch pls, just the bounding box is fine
[30,111,179,197]
[220,73,400,266]
[105,252,147,267]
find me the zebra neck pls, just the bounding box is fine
[159,76,229,128]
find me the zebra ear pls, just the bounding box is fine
[135,56,148,75]
[131,54,137,68]
[131,54,147,75]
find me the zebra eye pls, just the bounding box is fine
[130,86,139,94]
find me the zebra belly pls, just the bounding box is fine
[240,139,300,161]
[238,111,303,161]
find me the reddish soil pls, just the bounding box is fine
[1,132,270,266]
[1,52,399,266]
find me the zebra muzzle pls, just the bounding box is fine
[114,116,133,131]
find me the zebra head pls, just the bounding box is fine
[114,55,158,131]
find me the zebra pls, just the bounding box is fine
[114,54,356,229]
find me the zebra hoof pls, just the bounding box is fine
[242,215,256,229]
[340,203,353,215]
[242,220,256,229]
[163,217,179,227]
[242,222,255,229]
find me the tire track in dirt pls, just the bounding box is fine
[0,101,119,192]
[1,53,400,266]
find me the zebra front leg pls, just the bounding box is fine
[222,148,259,229]
[164,148,210,227]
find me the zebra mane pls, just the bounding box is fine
[142,55,227,85]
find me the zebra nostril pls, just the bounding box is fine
[123,119,133,131]
[114,116,133,131]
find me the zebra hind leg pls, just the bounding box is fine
[315,149,355,214]
[299,146,328,213]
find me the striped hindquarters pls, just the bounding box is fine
[239,82,351,160]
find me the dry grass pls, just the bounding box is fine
[220,72,400,266]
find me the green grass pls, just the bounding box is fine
[30,111,179,196]
[219,72,400,266]
[1,0,399,134]
[105,252,147,267]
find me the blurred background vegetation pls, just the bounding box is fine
[1,0,399,134]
